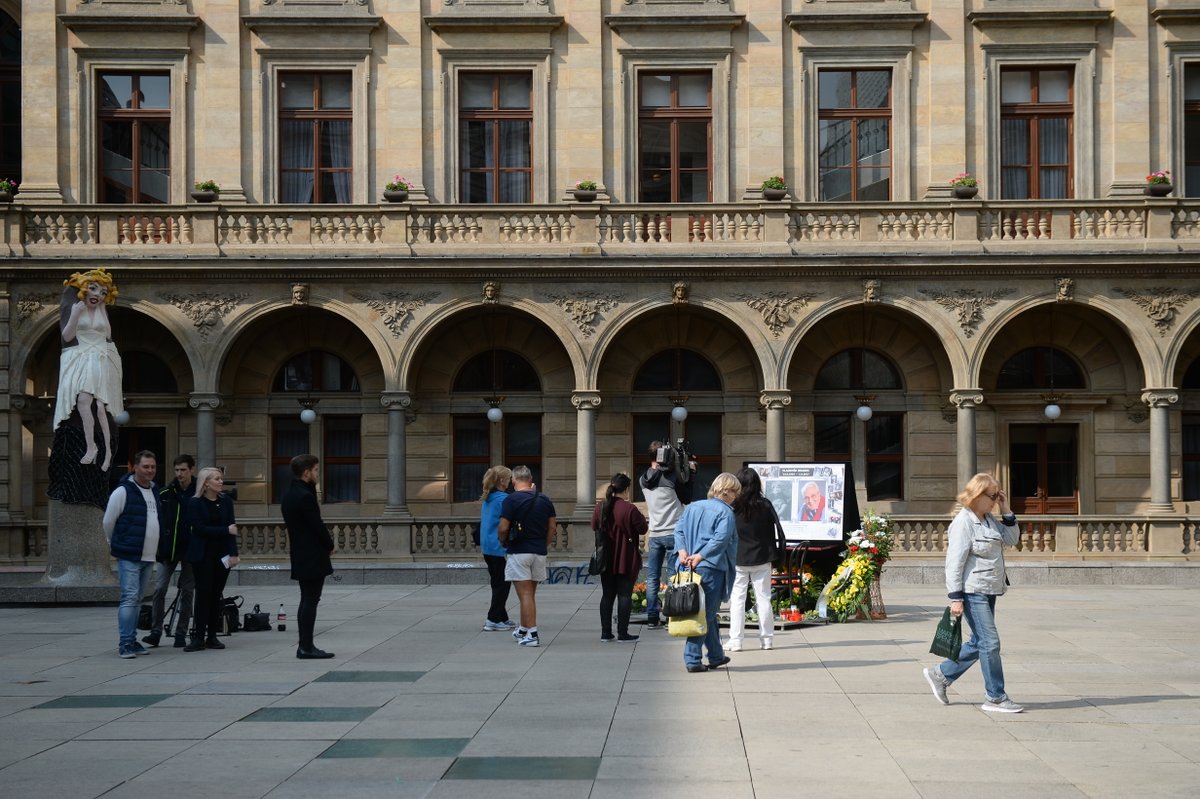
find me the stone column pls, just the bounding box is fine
[381,392,413,514]
[742,0,786,199]
[923,0,969,199]
[377,392,414,561]
[189,392,222,469]
[198,0,247,202]
[572,391,601,515]
[1107,0,1152,196]
[19,4,63,203]
[950,390,984,487]
[1143,389,1178,512]
[760,390,792,461]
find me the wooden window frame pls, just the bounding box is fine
[503,413,543,488]
[278,71,353,204]
[999,66,1075,200]
[637,71,713,203]
[321,415,361,504]
[97,71,171,204]
[458,71,533,204]
[865,412,904,502]
[452,415,491,503]
[816,68,893,202]
[271,416,310,504]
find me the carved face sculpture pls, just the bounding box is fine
[864,279,880,303]
[672,281,688,303]
[483,281,499,302]
[291,283,309,305]
[85,282,108,306]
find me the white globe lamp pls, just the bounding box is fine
[670,405,688,422]
[855,404,873,421]
[1044,402,1061,421]
[299,407,317,424]
[486,406,504,423]
[113,411,130,425]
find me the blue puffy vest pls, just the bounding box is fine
[110,478,160,561]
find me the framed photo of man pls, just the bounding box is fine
[745,462,858,542]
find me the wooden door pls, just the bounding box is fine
[1009,424,1078,514]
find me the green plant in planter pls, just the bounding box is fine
[761,175,786,191]
[1146,170,1171,185]
[385,175,411,192]
[575,178,598,191]
[193,179,221,193]
[949,172,977,188]
[0,178,18,194]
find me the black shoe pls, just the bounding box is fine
[707,656,731,669]
[141,632,161,647]
[645,620,663,630]
[601,633,615,642]
[204,636,226,650]
[686,664,707,673]
[173,635,186,648]
[617,634,640,643]
[183,638,205,652]
[297,646,335,659]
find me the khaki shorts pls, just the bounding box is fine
[505,553,547,582]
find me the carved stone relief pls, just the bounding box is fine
[1055,277,1074,303]
[920,288,1014,338]
[16,293,60,326]
[351,290,439,338]
[160,292,247,338]
[738,291,818,338]
[291,283,309,305]
[482,281,500,304]
[1116,288,1198,336]
[550,294,618,338]
[672,281,689,304]
[863,278,881,304]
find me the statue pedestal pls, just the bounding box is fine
[40,499,120,601]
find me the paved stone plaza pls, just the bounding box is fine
[1,583,1198,798]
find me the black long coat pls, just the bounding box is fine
[281,478,334,580]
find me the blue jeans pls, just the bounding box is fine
[117,558,154,646]
[938,593,1007,702]
[644,536,676,621]
[683,566,726,668]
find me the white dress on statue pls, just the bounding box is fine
[54,307,124,429]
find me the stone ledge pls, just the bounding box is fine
[881,559,1200,587]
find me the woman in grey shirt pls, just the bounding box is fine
[923,472,1023,713]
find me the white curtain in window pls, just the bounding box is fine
[281,120,314,203]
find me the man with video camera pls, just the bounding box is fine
[639,439,695,629]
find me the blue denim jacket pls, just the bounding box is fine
[673,497,738,602]
[945,507,1021,598]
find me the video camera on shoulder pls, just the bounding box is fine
[655,438,694,484]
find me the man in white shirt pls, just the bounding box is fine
[102,450,161,659]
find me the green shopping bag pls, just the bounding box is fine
[929,607,962,662]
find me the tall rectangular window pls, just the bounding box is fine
[98,72,170,203]
[459,72,532,203]
[0,12,20,187]
[279,72,352,203]
[272,417,310,503]
[631,413,720,502]
[323,416,361,504]
[1185,64,1200,198]
[1000,67,1073,199]
[504,415,542,491]
[817,69,891,202]
[638,72,712,202]
[814,412,904,501]
[453,416,490,502]
[1184,413,1200,501]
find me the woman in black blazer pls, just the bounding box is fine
[183,467,239,651]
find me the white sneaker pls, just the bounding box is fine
[760,639,773,651]
[518,633,540,647]
[923,667,950,705]
[981,698,1024,713]
[726,641,743,652]
[483,620,516,631]
[512,627,527,641]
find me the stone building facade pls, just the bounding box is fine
[1,0,1199,565]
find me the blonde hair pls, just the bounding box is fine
[480,465,513,501]
[194,467,223,498]
[957,473,999,508]
[707,472,740,499]
[64,269,119,304]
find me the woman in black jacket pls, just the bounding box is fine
[183,467,239,651]
[726,467,786,652]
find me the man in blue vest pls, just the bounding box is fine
[102,450,162,659]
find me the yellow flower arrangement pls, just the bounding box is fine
[820,553,875,621]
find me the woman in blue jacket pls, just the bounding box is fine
[479,466,515,631]
[183,467,239,651]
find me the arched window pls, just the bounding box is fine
[1184,357,1200,501]
[633,348,722,392]
[453,349,540,392]
[273,350,359,392]
[814,348,904,501]
[996,347,1085,390]
[0,11,19,185]
[814,348,902,390]
[1183,356,1200,390]
[121,351,178,393]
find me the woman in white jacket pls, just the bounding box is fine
[923,473,1024,713]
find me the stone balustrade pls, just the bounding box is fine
[0,515,1194,567]
[1,197,1186,259]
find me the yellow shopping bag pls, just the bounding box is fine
[666,569,707,637]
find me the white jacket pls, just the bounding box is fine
[944,507,1021,598]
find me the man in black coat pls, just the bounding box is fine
[281,453,335,659]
